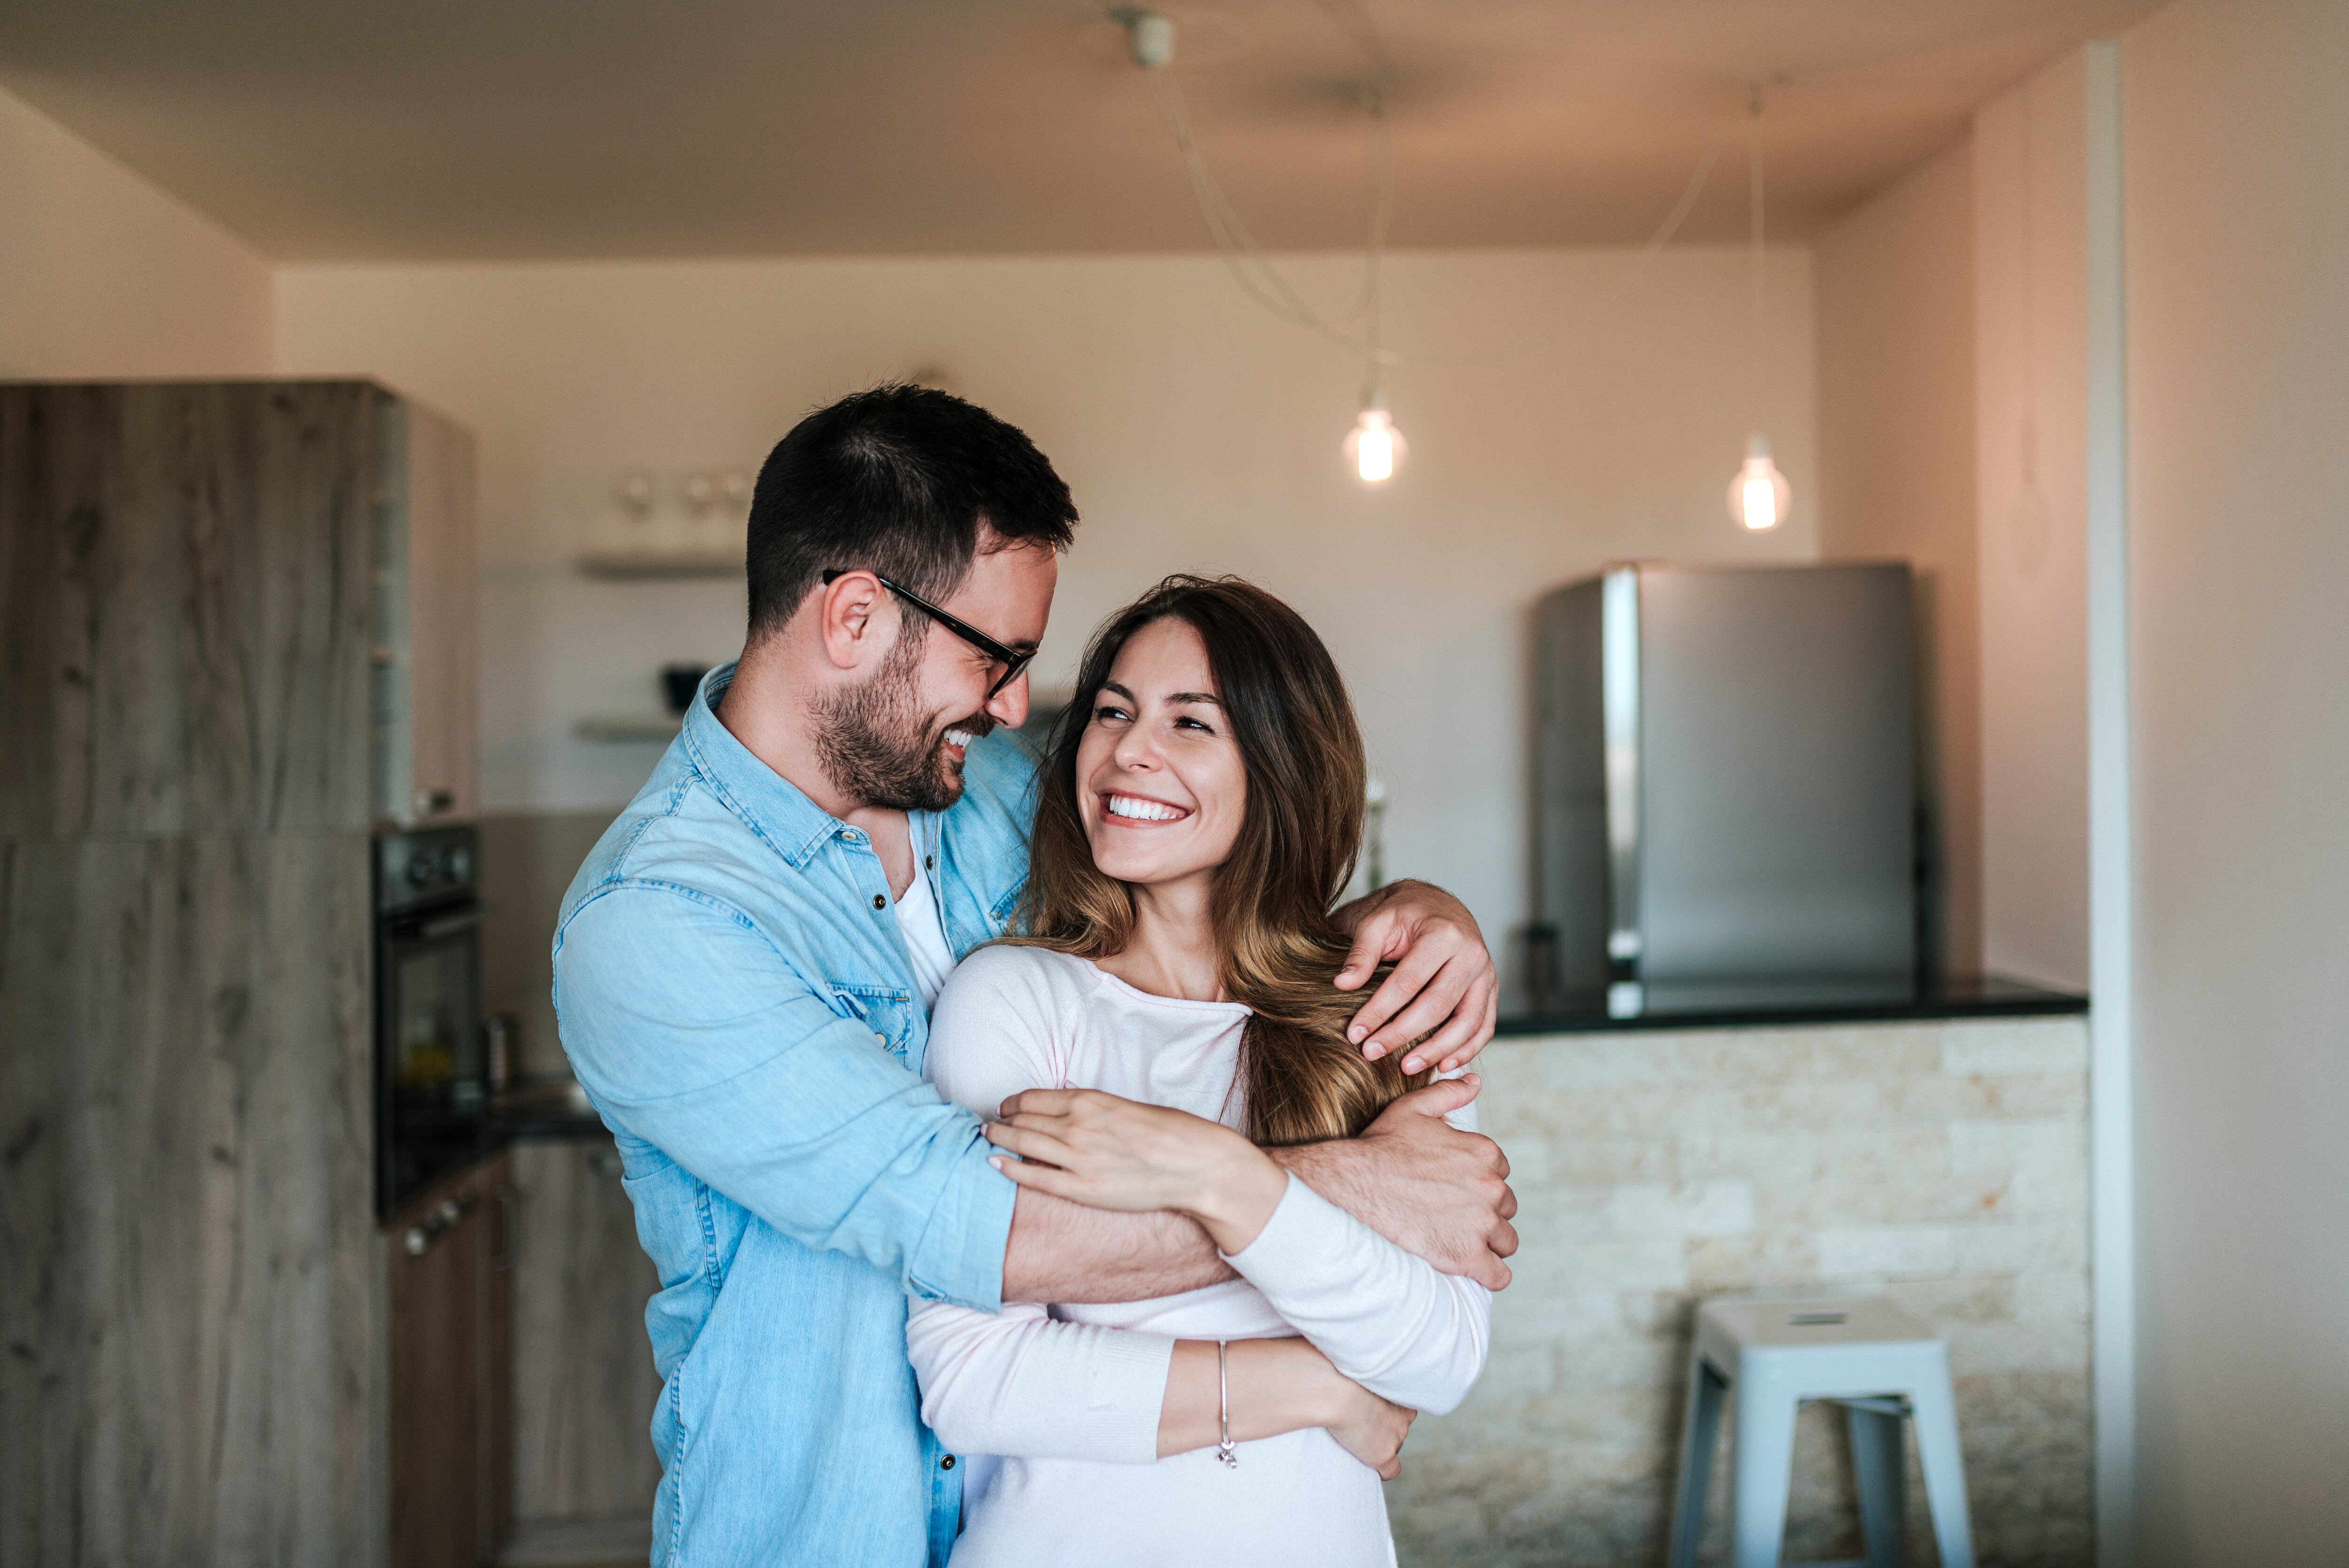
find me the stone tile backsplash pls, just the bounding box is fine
[1389,1017,2092,1568]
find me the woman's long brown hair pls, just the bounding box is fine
[1010,575,1431,1145]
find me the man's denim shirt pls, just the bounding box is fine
[552,664,1028,1568]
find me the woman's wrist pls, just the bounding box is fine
[1299,1341,1366,1429]
[1184,1135,1290,1255]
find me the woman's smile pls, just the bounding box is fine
[1101,791,1192,824]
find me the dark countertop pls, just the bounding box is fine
[487,1078,612,1141]
[1495,972,2087,1036]
[470,978,2087,1150]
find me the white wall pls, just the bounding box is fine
[2122,0,2349,1559]
[1974,59,2093,992]
[275,248,1816,979]
[0,87,272,378]
[1815,138,1982,974]
[1812,59,2101,998]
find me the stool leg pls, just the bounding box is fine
[1845,1401,1907,1568]
[1728,1374,1798,1568]
[1907,1374,1976,1568]
[1666,1359,1729,1568]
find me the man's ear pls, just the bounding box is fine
[816,570,889,674]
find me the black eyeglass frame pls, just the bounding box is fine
[821,568,1037,699]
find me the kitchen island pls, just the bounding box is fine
[1391,986,2090,1568]
[476,991,2095,1568]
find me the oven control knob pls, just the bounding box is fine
[442,846,472,882]
[407,855,436,886]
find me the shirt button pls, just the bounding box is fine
[925,854,934,870]
[940,1455,956,1470]
[872,893,886,910]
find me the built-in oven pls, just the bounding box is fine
[375,824,486,1217]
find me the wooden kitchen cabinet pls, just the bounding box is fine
[389,1150,513,1568]
[0,832,380,1567]
[0,380,476,837]
[507,1137,663,1530]
[373,392,479,827]
[2,377,480,1568]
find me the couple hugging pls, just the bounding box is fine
[553,385,1519,1567]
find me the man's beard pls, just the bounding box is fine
[811,629,993,813]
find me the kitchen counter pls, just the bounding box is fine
[1392,1008,2092,1568]
[1496,970,2085,1035]
[487,1079,610,1142]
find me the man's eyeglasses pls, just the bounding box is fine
[822,568,1036,699]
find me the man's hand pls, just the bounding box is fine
[1331,879,1500,1073]
[1272,1077,1517,1289]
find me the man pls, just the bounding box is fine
[554,386,1516,1567]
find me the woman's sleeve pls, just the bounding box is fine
[906,1299,1174,1463]
[907,947,1175,1462]
[1220,1092,1493,1415]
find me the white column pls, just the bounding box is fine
[2081,38,2135,1568]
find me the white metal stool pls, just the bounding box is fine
[1665,1295,1976,1568]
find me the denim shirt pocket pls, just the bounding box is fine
[829,981,919,1063]
[986,876,1026,936]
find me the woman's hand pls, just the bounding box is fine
[1324,1378,1417,1481]
[987,1088,1289,1254]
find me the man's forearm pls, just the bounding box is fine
[1267,1099,1517,1290]
[1001,1188,1235,1304]
[1269,1141,1385,1237]
[1005,1081,1517,1300]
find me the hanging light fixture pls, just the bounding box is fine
[1346,389,1406,482]
[1347,90,1403,484]
[1728,89,1791,531]
[1116,10,1406,483]
[1729,433,1792,531]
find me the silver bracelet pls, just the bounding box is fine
[1216,1340,1238,1469]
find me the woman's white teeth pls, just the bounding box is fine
[1106,794,1185,822]
[944,728,978,749]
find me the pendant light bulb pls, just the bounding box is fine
[1728,432,1791,531]
[1115,8,1176,70]
[1346,389,1405,484]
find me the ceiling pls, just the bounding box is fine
[0,0,2163,262]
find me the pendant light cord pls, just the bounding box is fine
[1132,11,1739,374]
[1748,86,1767,416]
[2020,79,2038,484]
[1144,64,1391,359]
[1364,88,1390,395]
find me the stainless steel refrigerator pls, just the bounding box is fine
[1532,562,1917,1013]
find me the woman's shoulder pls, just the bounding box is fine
[936,941,1099,1009]
[924,945,1099,1102]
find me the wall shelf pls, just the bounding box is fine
[577,551,739,581]
[575,715,682,744]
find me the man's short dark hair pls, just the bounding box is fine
[744,385,1079,639]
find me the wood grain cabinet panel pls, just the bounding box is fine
[387,1150,511,1568]
[0,380,480,837]
[0,383,378,836]
[508,1137,663,1527]
[375,398,479,827]
[0,832,381,1567]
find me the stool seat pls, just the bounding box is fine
[1666,1294,1976,1568]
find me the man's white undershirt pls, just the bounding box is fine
[894,848,959,1011]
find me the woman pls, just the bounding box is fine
[906,575,1491,1567]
